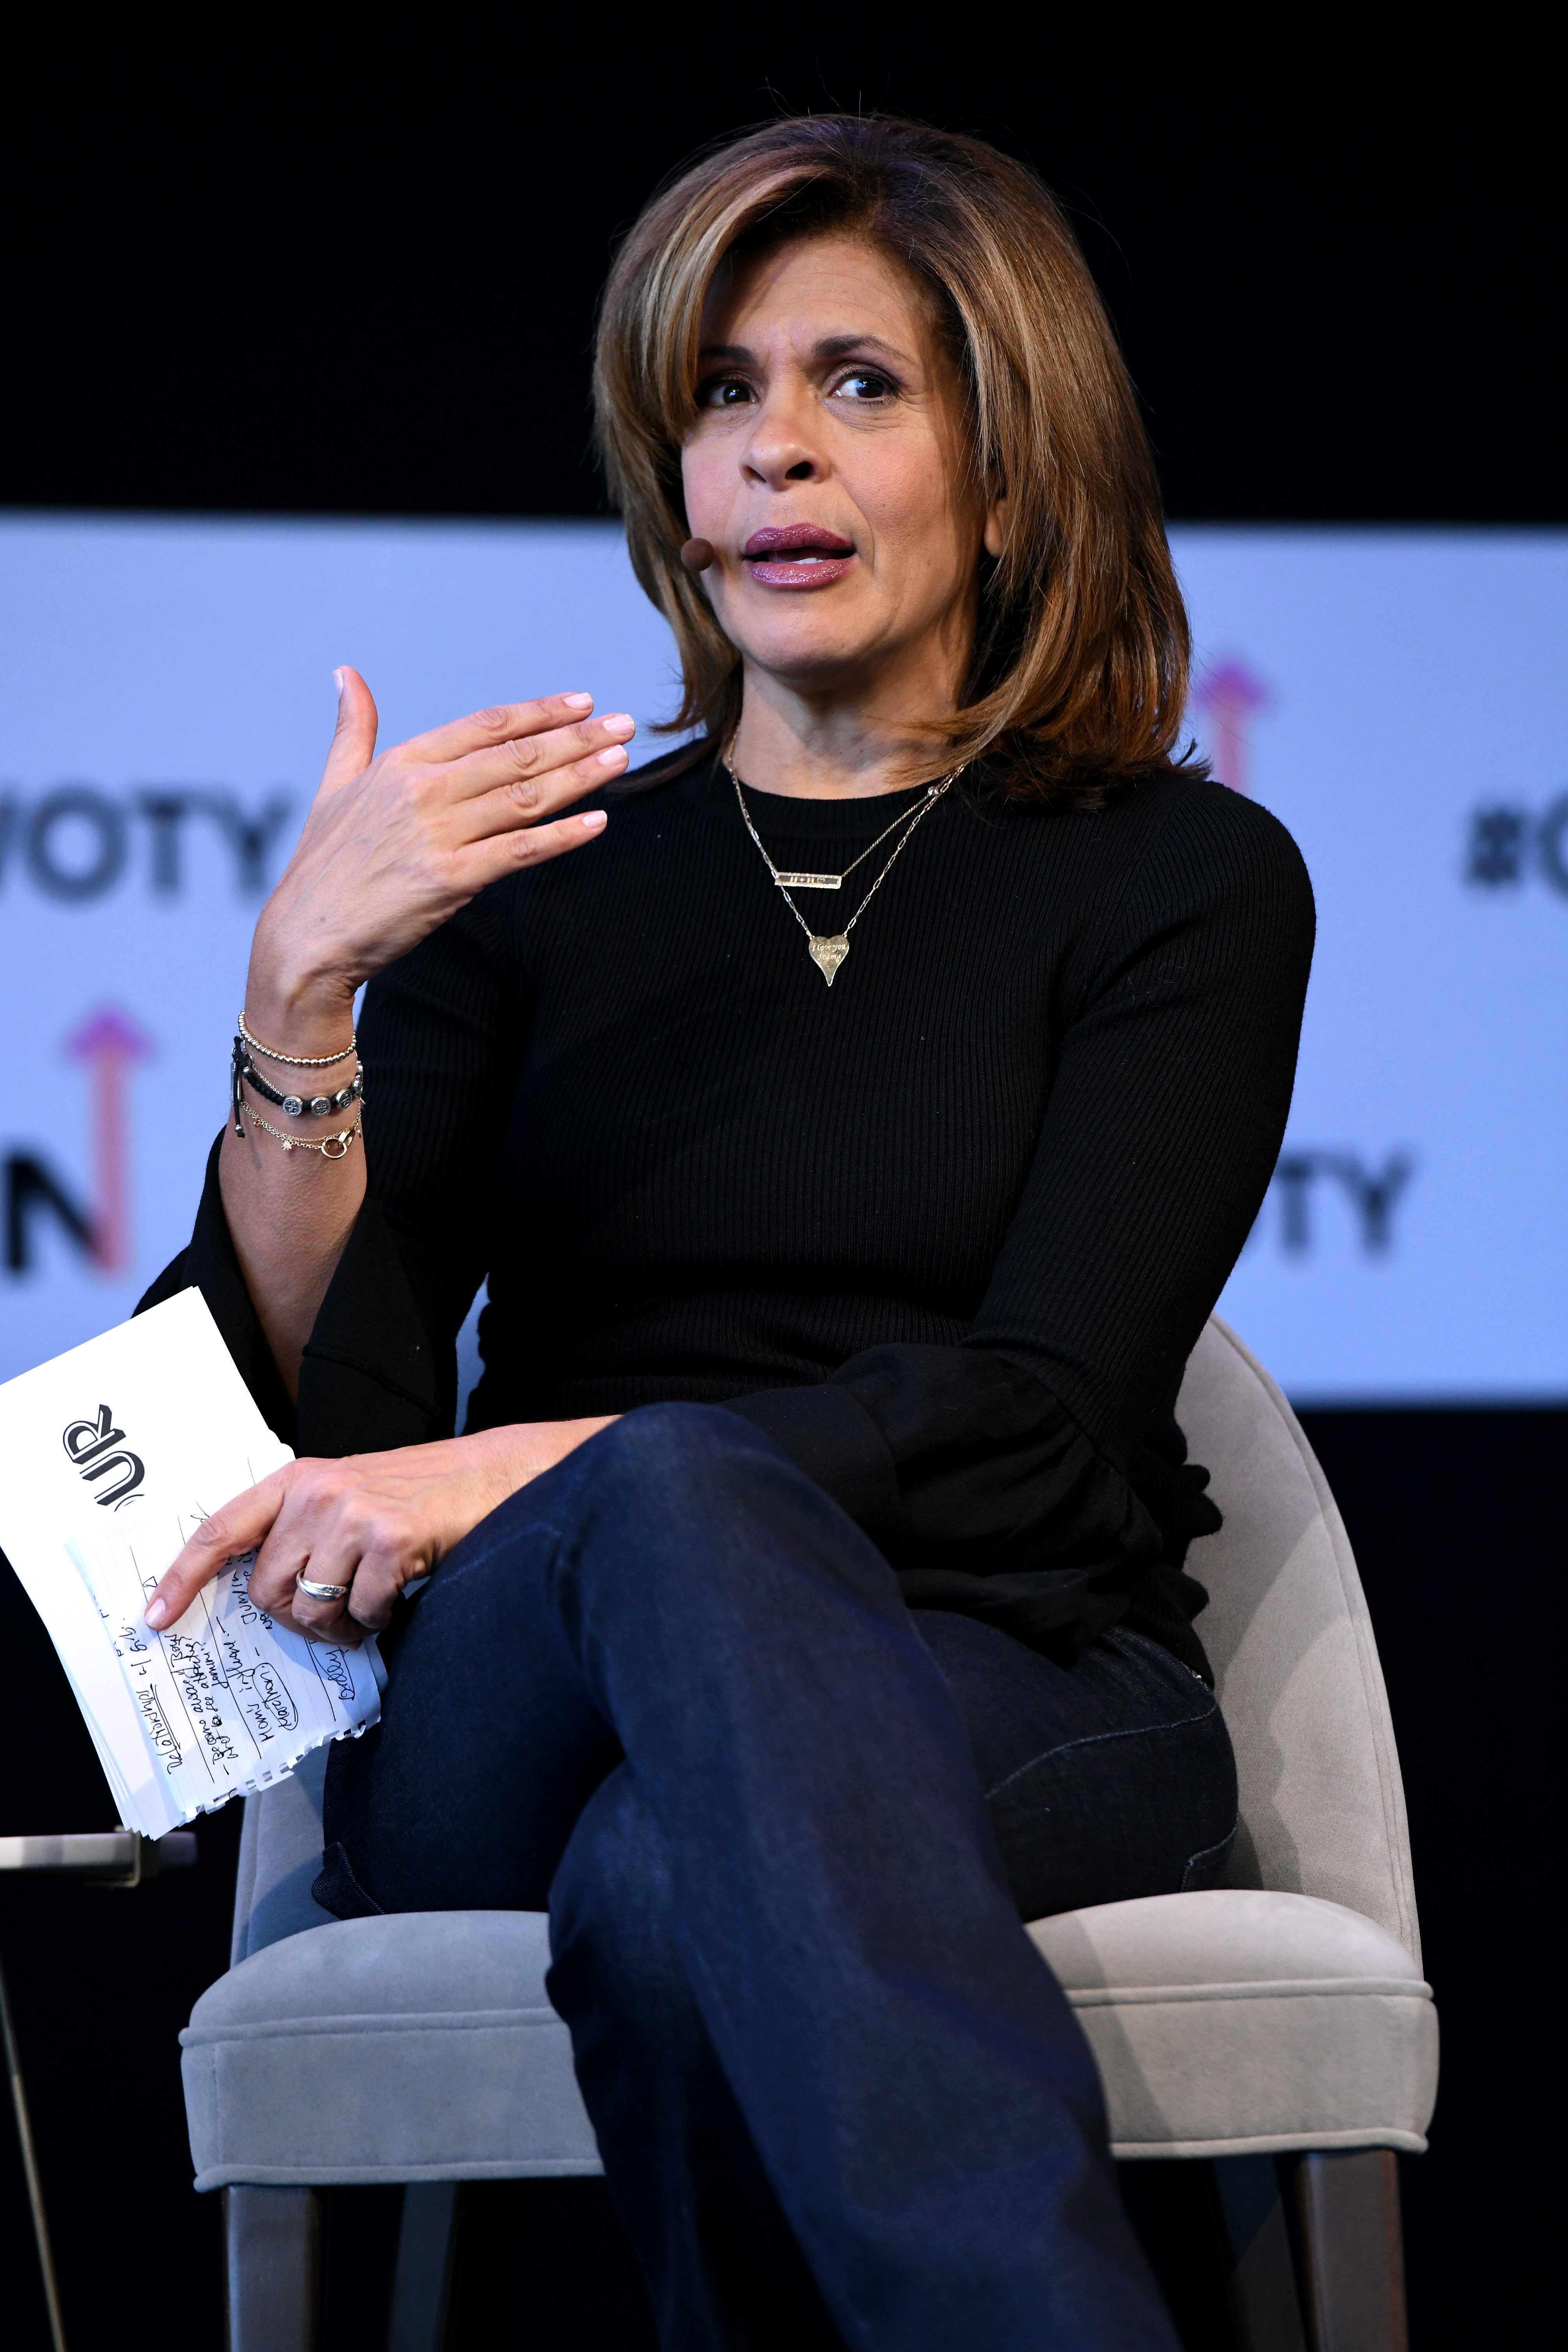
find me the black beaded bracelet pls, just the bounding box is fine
[231,1038,363,1135]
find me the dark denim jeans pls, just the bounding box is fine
[321,1405,1236,2351]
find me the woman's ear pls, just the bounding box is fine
[983,492,1008,561]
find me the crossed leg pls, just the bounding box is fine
[322,1405,1207,2350]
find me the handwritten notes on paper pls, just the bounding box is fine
[0,1288,381,1837]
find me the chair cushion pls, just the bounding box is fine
[182,1888,1437,2188]
[1031,1888,1438,2158]
[181,1912,602,2189]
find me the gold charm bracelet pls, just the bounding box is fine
[242,1101,362,1160]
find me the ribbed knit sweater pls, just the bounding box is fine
[147,747,1314,1680]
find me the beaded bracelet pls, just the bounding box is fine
[232,1038,363,1125]
[231,1043,364,1139]
[237,1010,357,1068]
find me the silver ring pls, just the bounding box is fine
[296,1573,351,1602]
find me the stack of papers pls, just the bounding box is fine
[0,1288,382,1837]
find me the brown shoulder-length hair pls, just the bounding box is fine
[594,113,1196,797]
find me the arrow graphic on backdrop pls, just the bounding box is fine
[1193,657,1274,796]
[64,1008,154,1273]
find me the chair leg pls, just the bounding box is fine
[223,2185,323,2352]
[387,2181,531,2352]
[1129,2156,1309,2351]
[1213,2156,1308,2352]
[1294,2150,1408,2352]
[388,2184,461,2352]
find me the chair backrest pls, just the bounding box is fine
[1175,1316,1420,1965]
[230,1315,1421,1969]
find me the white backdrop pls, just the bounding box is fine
[1,515,1563,1403]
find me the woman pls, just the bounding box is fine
[147,116,1312,2350]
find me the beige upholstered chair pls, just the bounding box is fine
[182,1316,1437,2349]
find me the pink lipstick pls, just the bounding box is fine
[742,523,857,589]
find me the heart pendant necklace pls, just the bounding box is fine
[728,753,962,986]
[808,934,850,986]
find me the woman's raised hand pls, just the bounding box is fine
[222,673,631,1392]
[246,669,632,1035]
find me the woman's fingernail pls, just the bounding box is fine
[333,667,346,698]
[145,1597,168,1629]
[581,809,608,830]
[563,692,594,710]
[601,713,635,738]
[597,747,628,769]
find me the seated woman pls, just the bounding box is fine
[147,114,1312,2352]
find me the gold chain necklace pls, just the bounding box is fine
[725,751,962,986]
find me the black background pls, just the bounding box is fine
[1,21,1561,525]
[1,17,1561,2350]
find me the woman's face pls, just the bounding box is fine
[681,234,1002,712]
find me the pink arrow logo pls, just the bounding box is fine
[1194,657,1274,797]
[64,1007,154,1274]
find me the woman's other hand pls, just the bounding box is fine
[246,671,633,1043]
[144,1418,617,1643]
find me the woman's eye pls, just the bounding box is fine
[698,375,755,410]
[830,370,896,403]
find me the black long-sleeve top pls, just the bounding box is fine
[144,749,1313,1681]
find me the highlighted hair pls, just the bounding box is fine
[594,114,1197,797]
